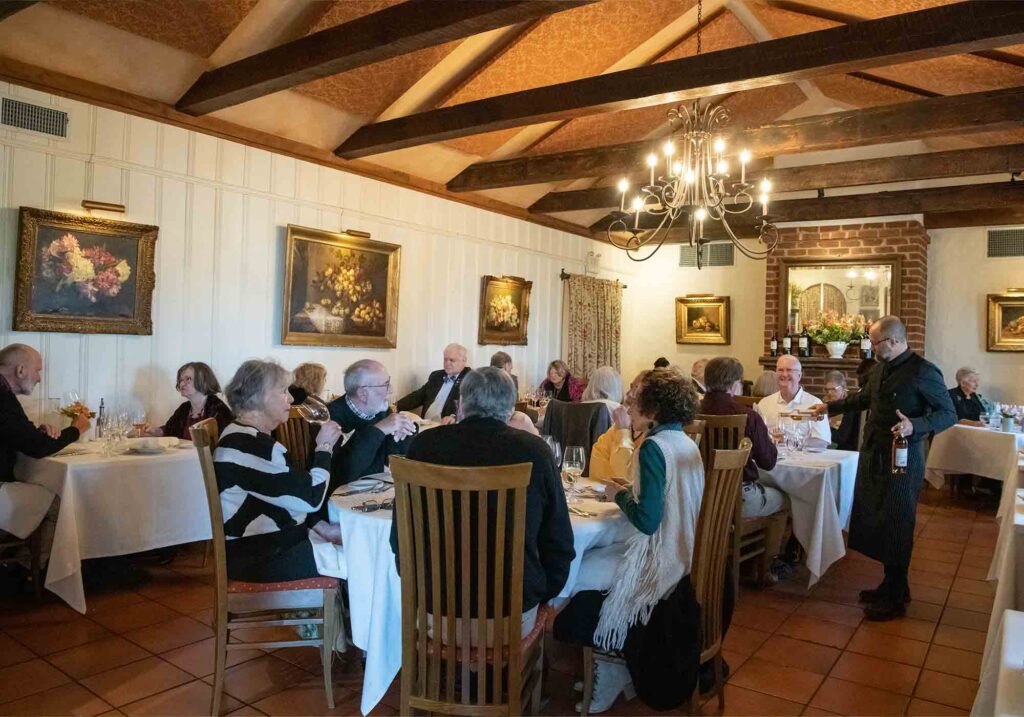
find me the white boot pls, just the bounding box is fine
[576,658,635,714]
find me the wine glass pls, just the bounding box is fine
[296,396,331,425]
[563,445,586,504]
[544,436,561,468]
[131,409,148,437]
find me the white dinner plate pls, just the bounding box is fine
[128,446,167,455]
[805,446,826,453]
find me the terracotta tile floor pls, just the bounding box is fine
[0,488,997,716]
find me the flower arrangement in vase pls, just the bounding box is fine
[805,312,868,359]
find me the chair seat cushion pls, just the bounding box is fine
[424,605,547,665]
[228,576,340,593]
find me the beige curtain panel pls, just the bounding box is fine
[564,273,623,379]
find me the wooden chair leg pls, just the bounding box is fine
[715,652,725,710]
[581,645,594,717]
[321,588,337,710]
[211,615,228,717]
[28,529,42,599]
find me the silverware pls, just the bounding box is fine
[568,506,596,518]
[337,482,383,497]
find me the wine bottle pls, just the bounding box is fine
[770,331,778,357]
[782,326,792,355]
[892,432,908,474]
[798,326,810,358]
[96,398,105,439]
[860,335,873,359]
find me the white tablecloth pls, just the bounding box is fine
[974,609,1024,717]
[926,425,1024,521]
[14,443,211,613]
[328,476,629,715]
[759,448,859,587]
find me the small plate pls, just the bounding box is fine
[805,446,826,453]
[128,446,167,455]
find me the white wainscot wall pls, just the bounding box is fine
[0,83,600,423]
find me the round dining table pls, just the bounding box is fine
[327,474,630,716]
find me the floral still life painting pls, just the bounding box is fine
[14,207,157,335]
[479,275,532,345]
[281,225,400,348]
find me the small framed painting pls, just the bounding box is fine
[478,275,532,345]
[281,225,400,348]
[987,290,1024,352]
[14,207,158,335]
[676,295,730,345]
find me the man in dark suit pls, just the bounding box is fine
[812,316,956,620]
[326,359,415,489]
[395,343,470,424]
[390,367,575,629]
[1,344,89,541]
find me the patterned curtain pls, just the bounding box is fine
[564,274,622,379]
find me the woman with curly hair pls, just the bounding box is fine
[555,368,705,713]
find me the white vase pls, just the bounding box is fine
[825,341,849,359]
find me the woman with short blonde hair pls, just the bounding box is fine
[289,362,327,404]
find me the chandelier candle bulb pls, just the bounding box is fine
[760,192,769,216]
[717,159,728,175]
[646,153,657,185]
[617,178,629,211]
[739,149,751,183]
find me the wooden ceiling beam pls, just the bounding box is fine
[590,182,1024,234]
[530,144,1024,213]
[923,206,1024,230]
[336,2,1024,158]
[450,85,1024,192]
[175,0,590,116]
[0,1,35,22]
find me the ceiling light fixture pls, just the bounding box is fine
[605,0,778,267]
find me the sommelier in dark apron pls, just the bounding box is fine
[811,316,955,620]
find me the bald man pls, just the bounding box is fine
[0,344,89,540]
[395,343,471,424]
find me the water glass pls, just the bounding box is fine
[544,436,562,467]
[563,445,586,504]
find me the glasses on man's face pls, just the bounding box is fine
[869,336,892,347]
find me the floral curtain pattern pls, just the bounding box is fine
[564,273,622,379]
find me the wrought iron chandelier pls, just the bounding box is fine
[605,0,779,266]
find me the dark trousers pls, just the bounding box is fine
[225,527,320,582]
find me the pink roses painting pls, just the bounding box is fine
[40,233,132,304]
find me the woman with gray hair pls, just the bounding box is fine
[582,366,624,411]
[215,359,344,582]
[823,370,860,451]
[949,367,986,425]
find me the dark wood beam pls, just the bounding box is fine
[0,1,35,22]
[769,0,1024,72]
[530,144,1024,213]
[176,0,590,116]
[450,85,1024,192]
[589,182,1024,233]
[0,55,592,240]
[846,71,940,99]
[924,206,1024,229]
[336,2,1024,158]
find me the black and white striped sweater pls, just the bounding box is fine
[214,422,332,545]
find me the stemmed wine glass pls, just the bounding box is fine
[563,445,586,504]
[544,436,561,467]
[296,396,331,425]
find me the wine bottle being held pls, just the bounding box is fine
[799,326,810,358]
[892,432,908,474]
[861,334,873,360]
[770,331,779,357]
[782,326,793,355]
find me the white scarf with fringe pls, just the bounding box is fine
[593,429,703,651]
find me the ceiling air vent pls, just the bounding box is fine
[987,229,1024,258]
[1,97,69,139]
[680,243,735,268]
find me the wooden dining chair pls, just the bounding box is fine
[687,438,752,713]
[732,395,759,409]
[390,456,545,717]
[684,419,706,448]
[273,406,315,470]
[190,419,344,716]
[696,413,773,592]
[0,527,43,598]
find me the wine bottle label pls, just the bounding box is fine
[861,338,871,350]
[799,337,808,347]
[770,340,778,350]
[894,447,908,467]
[783,338,791,348]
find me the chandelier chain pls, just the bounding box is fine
[696,0,702,56]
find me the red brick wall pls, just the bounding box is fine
[762,220,930,394]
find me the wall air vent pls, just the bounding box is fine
[987,229,1024,258]
[679,242,735,268]
[1,97,68,139]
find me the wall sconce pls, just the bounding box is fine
[81,200,126,213]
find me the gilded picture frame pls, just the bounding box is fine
[478,275,532,345]
[281,225,400,348]
[676,295,731,345]
[987,290,1024,352]
[14,206,158,335]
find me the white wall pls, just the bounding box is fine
[600,246,767,384]
[0,83,598,423]
[927,226,1024,404]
